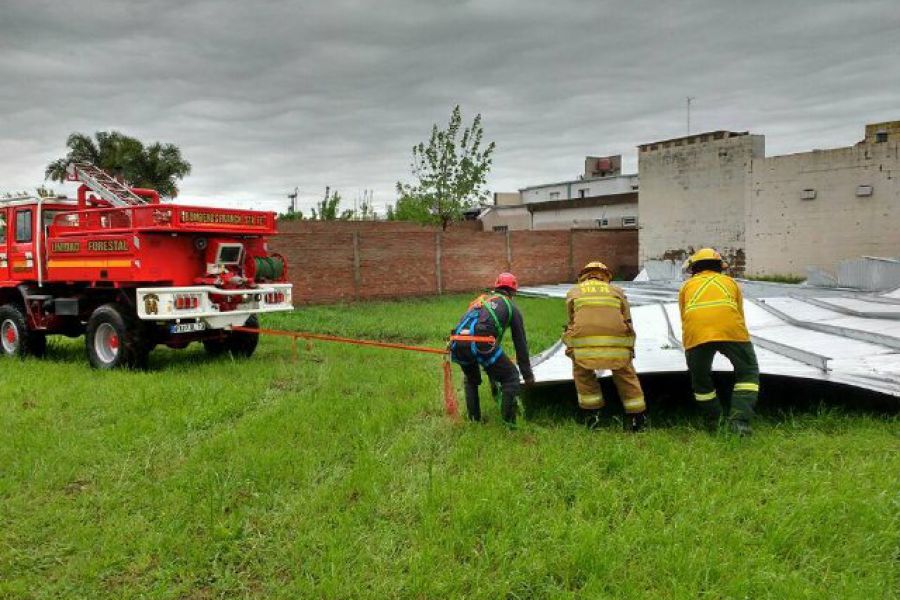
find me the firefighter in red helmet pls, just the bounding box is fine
[450,272,534,426]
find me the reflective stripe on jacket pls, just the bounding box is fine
[678,271,750,350]
[563,279,635,370]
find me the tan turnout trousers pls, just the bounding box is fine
[564,278,646,414]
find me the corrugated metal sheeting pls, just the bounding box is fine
[522,281,900,398]
[835,257,900,291]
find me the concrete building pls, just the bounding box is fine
[519,155,637,206]
[638,121,900,277]
[746,123,900,275]
[479,203,532,231]
[493,192,522,207]
[480,155,639,231]
[638,131,764,271]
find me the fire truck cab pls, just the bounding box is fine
[0,165,293,369]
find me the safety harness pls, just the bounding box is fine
[450,292,513,366]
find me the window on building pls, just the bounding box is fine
[549,192,560,200]
[622,216,638,227]
[597,218,609,228]
[15,209,32,243]
[578,188,588,199]
[875,131,888,143]
[492,225,509,233]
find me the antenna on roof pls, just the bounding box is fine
[686,96,695,135]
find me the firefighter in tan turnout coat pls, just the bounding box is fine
[564,262,647,431]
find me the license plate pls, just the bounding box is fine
[170,322,206,334]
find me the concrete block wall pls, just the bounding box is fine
[746,141,900,276]
[269,221,638,303]
[638,133,764,273]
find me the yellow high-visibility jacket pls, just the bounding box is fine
[678,270,750,350]
[564,279,635,370]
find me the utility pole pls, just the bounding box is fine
[686,96,695,135]
[287,186,298,213]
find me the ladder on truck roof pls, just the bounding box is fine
[66,163,146,207]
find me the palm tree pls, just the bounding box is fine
[45,131,191,199]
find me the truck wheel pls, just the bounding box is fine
[225,315,259,358]
[0,304,46,359]
[202,336,228,356]
[85,303,149,370]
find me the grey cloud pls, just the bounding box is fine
[1,0,898,213]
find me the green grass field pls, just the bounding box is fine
[1,294,897,599]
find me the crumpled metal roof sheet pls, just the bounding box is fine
[527,282,900,398]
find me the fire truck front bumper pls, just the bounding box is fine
[136,284,293,330]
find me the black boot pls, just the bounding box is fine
[464,380,481,422]
[626,411,648,433]
[697,400,723,432]
[500,390,518,428]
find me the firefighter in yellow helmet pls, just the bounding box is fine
[563,261,647,431]
[679,248,759,435]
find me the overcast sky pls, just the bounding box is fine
[1,0,898,213]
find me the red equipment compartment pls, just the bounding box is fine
[49,204,276,236]
[43,204,277,286]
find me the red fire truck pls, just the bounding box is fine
[0,164,292,368]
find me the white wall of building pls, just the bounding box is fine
[638,133,764,270]
[521,174,638,204]
[532,202,638,230]
[637,123,900,277]
[479,206,532,231]
[746,140,900,276]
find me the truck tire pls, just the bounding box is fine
[201,316,259,358]
[201,336,228,356]
[85,303,149,370]
[225,314,259,358]
[0,304,46,359]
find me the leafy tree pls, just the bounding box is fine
[310,187,353,221]
[35,185,57,198]
[356,189,376,220]
[45,131,191,198]
[395,105,495,229]
[392,192,436,222]
[278,209,305,222]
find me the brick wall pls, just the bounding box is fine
[573,229,640,281]
[269,222,638,304]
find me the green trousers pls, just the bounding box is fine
[685,341,759,424]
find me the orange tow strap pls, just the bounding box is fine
[449,334,497,344]
[233,326,471,418]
